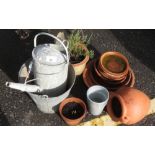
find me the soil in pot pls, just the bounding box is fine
[70,55,85,64]
[102,55,127,73]
[62,102,85,119]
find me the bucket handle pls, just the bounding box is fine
[34,32,69,64]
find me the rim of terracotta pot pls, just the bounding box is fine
[93,59,135,91]
[90,60,127,91]
[94,59,127,84]
[109,69,135,90]
[82,62,96,87]
[83,66,92,87]
[98,59,127,81]
[86,61,120,91]
[92,60,117,87]
[106,91,129,123]
[98,64,127,81]
[71,43,90,67]
[99,51,129,78]
[59,97,87,125]
[89,61,100,85]
[109,69,134,90]
[127,68,135,87]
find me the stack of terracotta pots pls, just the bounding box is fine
[83,51,135,91]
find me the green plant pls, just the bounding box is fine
[67,30,94,61]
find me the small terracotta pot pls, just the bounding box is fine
[106,87,150,125]
[92,61,113,88]
[59,97,87,125]
[92,60,107,84]
[71,44,89,76]
[89,60,134,91]
[98,60,127,81]
[93,60,127,88]
[98,67,126,81]
[94,59,127,84]
[98,51,129,80]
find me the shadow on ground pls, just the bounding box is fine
[0,107,10,125]
[0,29,71,81]
[111,30,155,73]
[0,30,33,81]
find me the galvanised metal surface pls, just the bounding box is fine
[18,61,76,114]
[32,32,69,95]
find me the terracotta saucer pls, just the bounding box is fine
[99,67,126,81]
[82,62,96,88]
[123,69,132,86]
[98,51,129,78]
[110,68,135,90]
[127,68,135,87]
[94,59,127,85]
[83,60,135,90]
[88,61,99,85]
[90,61,120,90]
[97,68,133,91]
[97,60,127,81]
[91,60,113,85]
[88,60,128,91]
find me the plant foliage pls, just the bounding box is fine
[67,30,94,61]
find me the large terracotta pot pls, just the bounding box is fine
[106,87,150,125]
[71,44,89,76]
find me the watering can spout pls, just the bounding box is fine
[6,82,41,93]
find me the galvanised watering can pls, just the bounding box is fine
[6,32,69,95]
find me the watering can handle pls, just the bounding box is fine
[34,32,69,64]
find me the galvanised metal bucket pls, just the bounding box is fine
[18,60,76,114]
[32,32,69,96]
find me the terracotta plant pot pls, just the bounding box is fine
[106,87,150,125]
[94,59,127,84]
[98,66,126,81]
[92,59,135,91]
[128,69,135,87]
[98,51,129,80]
[83,59,135,91]
[88,61,100,85]
[83,61,98,88]
[83,66,94,87]
[59,97,87,125]
[71,44,89,76]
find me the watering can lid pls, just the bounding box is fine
[32,44,67,65]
